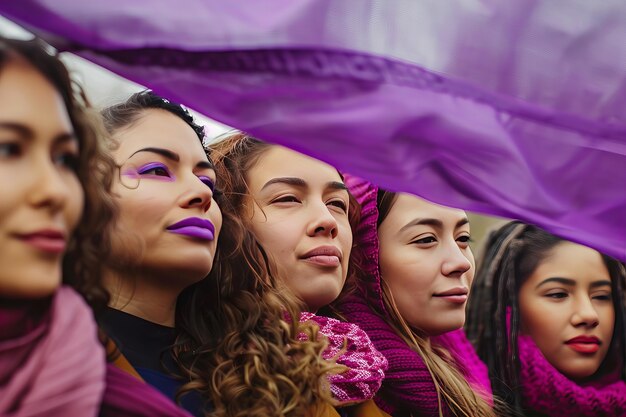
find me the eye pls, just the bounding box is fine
[545,291,568,299]
[592,293,612,302]
[198,175,215,192]
[271,195,301,204]
[137,162,172,178]
[327,199,348,212]
[54,151,80,172]
[457,234,472,248]
[411,236,437,245]
[0,142,22,158]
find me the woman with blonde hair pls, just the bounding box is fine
[337,176,496,417]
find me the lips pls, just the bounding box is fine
[16,229,67,254]
[565,335,601,354]
[300,246,342,267]
[166,217,215,241]
[433,287,469,304]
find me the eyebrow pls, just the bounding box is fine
[0,122,77,145]
[535,277,612,289]
[127,146,214,169]
[398,217,469,234]
[260,177,348,192]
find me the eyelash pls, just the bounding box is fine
[197,175,215,192]
[409,235,472,245]
[327,199,348,212]
[137,162,172,178]
[1,142,79,172]
[0,142,21,158]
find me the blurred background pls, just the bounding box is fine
[0,15,510,259]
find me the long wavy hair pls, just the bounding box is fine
[173,133,346,417]
[376,190,497,417]
[0,37,116,314]
[466,221,626,416]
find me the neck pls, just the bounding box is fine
[104,269,182,327]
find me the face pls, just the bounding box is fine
[378,193,474,336]
[519,242,615,381]
[245,146,352,311]
[0,57,83,298]
[110,109,222,286]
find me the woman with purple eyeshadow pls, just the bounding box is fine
[99,90,223,416]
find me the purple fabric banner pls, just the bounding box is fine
[1,1,624,260]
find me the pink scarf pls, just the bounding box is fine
[0,286,106,417]
[519,335,626,416]
[300,312,388,404]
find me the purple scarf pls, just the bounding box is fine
[338,175,492,415]
[0,286,106,417]
[519,335,626,417]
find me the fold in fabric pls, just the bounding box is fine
[1,0,624,260]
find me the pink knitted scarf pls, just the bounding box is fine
[519,335,626,417]
[0,286,106,417]
[301,312,388,404]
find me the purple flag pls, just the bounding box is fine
[2,1,624,260]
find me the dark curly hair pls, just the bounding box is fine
[0,36,117,314]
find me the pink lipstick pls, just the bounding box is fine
[300,246,342,267]
[433,287,469,304]
[565,335,601,354]
[17,229,67,254]
[166,217,215,241]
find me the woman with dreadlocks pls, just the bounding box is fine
[466,221,626,417]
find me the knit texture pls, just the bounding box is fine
[301,312,388,404]
[519,335,626,417]
[338,174,492,415]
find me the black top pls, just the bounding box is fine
[101,307,205,416]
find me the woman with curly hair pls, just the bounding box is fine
[0,37,190,417]
[336,177,496,417]
[99,93,338,417]
[466,221,626,417]
[202,133,389,417]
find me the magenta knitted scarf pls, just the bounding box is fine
[519,335,626,417]
[301,312,388,404]
[0,286,106,417]
[338,174,492,415]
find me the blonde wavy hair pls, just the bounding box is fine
[172,133,340,417]
[377,191,497,417]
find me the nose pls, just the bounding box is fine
[28,157,72,212]
[441,240,473,278]
[306,202,338,239]
[179,175,213,212]
[571,296,600,328]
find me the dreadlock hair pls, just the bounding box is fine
[466,221,626,416]
[376,190,497,417]
[173,132,345,417]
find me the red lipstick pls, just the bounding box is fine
[565,335,601,354]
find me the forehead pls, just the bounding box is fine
[248,145,343,188]
[386,193,468,227]
[113,109,207,161]
[0,58,72,134]
[531,241,610,281]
